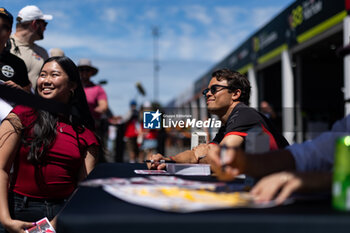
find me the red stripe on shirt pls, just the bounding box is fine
[261,124,278,150]
[224,132,248,137]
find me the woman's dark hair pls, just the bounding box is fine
[26,56,95,163]
[212,68,251,105]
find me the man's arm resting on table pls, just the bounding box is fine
[148,144,208,170]
[170,143,212,163]
[169,134,244,164]
[170,150,198,163]
[148,149,198,169]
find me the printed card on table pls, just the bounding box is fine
[134,169,168,175]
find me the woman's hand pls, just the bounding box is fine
[250,172,299,204]
[4,219,34,233]
[250,172,332,205]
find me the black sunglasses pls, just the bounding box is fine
[36,20,48,27]
[202,84,231,96]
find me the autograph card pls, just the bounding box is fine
[134,170,168,174]
[25,217,56,233]
[80,177,130,187]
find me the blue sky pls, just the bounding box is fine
[3,0,294,115]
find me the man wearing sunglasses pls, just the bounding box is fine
[9,5,52,90]
[149,69,288,170]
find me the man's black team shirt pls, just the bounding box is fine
[0,49,30,87]
[212,102,289,150]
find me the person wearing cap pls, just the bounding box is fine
[78,58,108,142]
[0,7,31,121]
[49,47,64,57]
[9,5,52,89]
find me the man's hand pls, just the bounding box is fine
[146,153,170,170]
[192,144,209,163]
[207,144,246,181]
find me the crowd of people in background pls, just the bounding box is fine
[110,100,161,163]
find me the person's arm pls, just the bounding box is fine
[250,172,332,204]
[207,135,244,180]
[78,145,99,182]
[3,81,31,93]
[208,143,296,181]
[148,149,199,170]
[94,99,108,115]
[22,83,32,93]
[0,114,33,232]
[94,86,108,115]
[150,134,245,170]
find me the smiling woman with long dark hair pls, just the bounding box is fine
[0,56,99,233]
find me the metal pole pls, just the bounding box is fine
[248,67,258,109]
[282,50,295,144]
[152,26,160,102]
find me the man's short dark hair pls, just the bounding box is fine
[212,68,251,105]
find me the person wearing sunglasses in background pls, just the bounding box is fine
[9,5,52,90]
[149,68,289,170]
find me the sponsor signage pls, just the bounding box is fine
[193,0,345,93]
[231,0,344,71]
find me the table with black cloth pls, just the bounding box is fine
[56,163,350,233]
